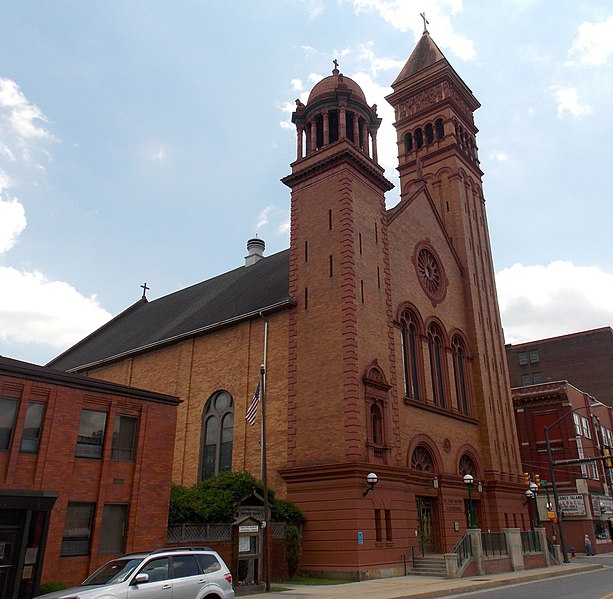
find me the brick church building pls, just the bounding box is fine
[50,30,527,578]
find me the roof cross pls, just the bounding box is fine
[332,58,339,74]
[140,282,150,299]
[420,12,429,34]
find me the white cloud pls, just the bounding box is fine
[256,206,273,228]
[496,262,613,344]
[0,196,26,254]
[359,42,405,77]
[550,85,592,119]
[489,151,509,162]
[255,205,290,240]
[569,16,613,66]
[0,78,54,142]
[152,148,166,161]
[291,79,303,91]
[350,0,476,61]
[0,267,112,351]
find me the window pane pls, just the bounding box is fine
[171,555,200,579]
[196,554,221,574]
[0,398,18,451]
[99,504,128,554]
[140,558,170,583]
[61,502,95,556]
[111,415,138,461]
[76,409,107,458]
[529,350,539,364]
[21,402,45,453]
[518,352,528,366]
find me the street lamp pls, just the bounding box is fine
[529,481,541,527]
[463,473,478,529]
[363,472,378,497]
[544,399,606,563]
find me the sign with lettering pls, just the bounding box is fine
[558,494,586,516]
[239,525,259,533]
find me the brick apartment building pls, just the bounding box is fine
[49,30,529,579]
[506,327,613,407]
[513,380,613,555]
[0,355,179,597]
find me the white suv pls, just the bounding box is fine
[38,547,234,599]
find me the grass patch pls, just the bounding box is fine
[273,575,350,586]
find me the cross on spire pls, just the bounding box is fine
[420,12,429,34]
[140,282,150,299]
[332,58,339,75]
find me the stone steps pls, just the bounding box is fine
[411,554,447,577]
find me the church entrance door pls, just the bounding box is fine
[416,497,436,554]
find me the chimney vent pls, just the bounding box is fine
[245,237,265,266]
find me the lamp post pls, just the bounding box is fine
[544,399,606,563]
[529,481,541,527]
[463,473,477,529]
[525,489,534,529]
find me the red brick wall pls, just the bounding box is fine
[0,370,178,586]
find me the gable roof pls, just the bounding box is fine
[48,249,293,372]
[392,31,446,87]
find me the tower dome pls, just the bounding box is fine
[290,61,382,164]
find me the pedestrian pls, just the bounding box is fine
[584,533,594,556]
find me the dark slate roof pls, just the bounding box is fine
[48,249,293,372]
[392,31,446,87]
[1,355,180,405]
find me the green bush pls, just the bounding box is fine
[284,524,302,579]
[169,471,305,525]
[36,582,69,596]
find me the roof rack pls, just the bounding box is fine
[149,546,212,554]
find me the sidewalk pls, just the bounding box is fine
[243,560,603,599]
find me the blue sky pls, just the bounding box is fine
[1,0,612,365]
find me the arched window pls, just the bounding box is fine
[401,311,421,401]
[427,324,446,409]
[452,335,470,416]
[459,454,477,477]
[201,390,234,481]
[411,445,435,472]
[425,123,434,144]
[415,128,423,149]
[435,119,444,140]
[404,132,413,152]
[370,403,383,445]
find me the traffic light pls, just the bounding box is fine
[523,472,530,486]
[604,448,613,468]
[534,473,540,487]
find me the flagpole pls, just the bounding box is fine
[259,314,271,592]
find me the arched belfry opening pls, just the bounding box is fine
[291,62,382,164]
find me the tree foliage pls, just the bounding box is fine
[284,524,302,579]
[169,471,305,525]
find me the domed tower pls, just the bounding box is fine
[282,64,394,469]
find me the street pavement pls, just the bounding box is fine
[243,557,606,599]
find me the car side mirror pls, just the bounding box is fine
[133,573,149,585]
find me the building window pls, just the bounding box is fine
[99,504,128,554]
[401,311,421,401]
[452,335,470,415]
[0,397,19,451]
[370,403,383,445]
[581,416,591,439]
[375,509,382,542]
[529,350,539,364]
[111,415,138,461]
[532,372,543,384]
[76,409,107,458]
[459,454,477,477]
[573,413,582,436]
[385,510,393,541]
[521,374,531,386]
[20,401,45,453]
[435,119,444,140]
[201,390,234,481]
[410,445,435,472]
[518,352,528,366]
[576,438,589,477]
[61,502,95,556]
[427,324,446,409]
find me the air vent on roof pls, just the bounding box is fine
[245,237,265,266]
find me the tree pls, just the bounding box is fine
[284,525,301,579]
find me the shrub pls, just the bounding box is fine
[169,471,305,524]
[285,525,302,579]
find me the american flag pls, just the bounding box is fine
[246,382,261,425]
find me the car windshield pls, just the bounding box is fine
[82,558,144,585]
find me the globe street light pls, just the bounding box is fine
[463,473,477,529]
[529,481,541,527]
